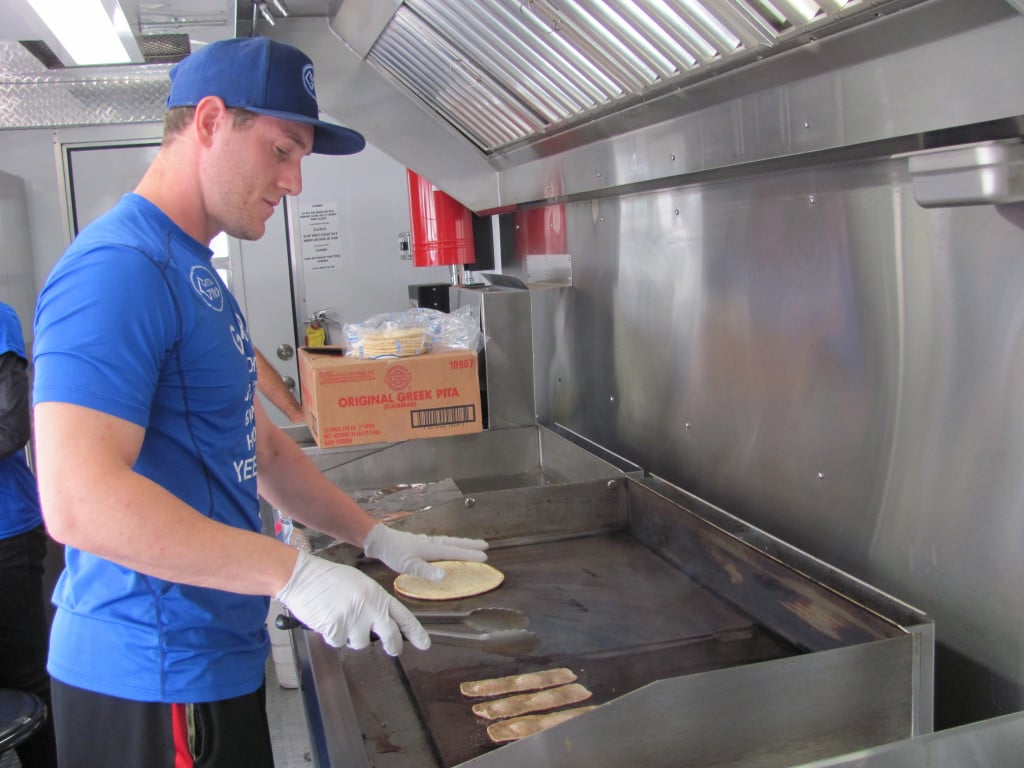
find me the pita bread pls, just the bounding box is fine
[471,683,592,721]
[394,561,504,601]
[486,706,597,744]
[348,327,427,358]
[460,668,577,698]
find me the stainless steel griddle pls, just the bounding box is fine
[286,425,934,768]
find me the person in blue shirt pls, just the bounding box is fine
[32,37,488,768]
[0,301,58,768]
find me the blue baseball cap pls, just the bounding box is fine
[167,37,365,156]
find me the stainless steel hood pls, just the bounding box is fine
[265,0,1024,212]
[4,0,1021,211]
[360,0,889,156]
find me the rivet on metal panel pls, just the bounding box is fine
[670,154,676,161]
[684,422,691,430]
[674,209,680,216]
[808,195,816,205]
[606,480,619,491]
[464,497,476,508]
[817,472,825,480]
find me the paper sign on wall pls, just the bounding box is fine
[299,202,341,273]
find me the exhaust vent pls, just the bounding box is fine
[364,0,904,153]
[138,34,192,64]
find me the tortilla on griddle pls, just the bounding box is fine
[486,706,597,744]
[394,561,504,601]
[460,667,578,698]
[471,683,592,721]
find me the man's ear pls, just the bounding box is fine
[193,95,228,147]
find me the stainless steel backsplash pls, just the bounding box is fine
[523,153,1024,727]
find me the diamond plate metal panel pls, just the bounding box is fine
[0,41,170,129]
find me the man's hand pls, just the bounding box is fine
[276,551,430,655]
[364,524,489,581]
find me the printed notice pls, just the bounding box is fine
[300,202,341,273]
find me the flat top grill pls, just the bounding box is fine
[295,430,928,768]
[364,532,797,766]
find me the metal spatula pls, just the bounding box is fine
[413,607,529,633]
[425,628,539,656]
[274,613,538,657]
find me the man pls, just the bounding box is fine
[32,37,487,768]
[0,302,58,767]
[255,347,304,423]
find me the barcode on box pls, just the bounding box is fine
[411,404,477,428]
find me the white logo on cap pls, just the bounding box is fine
[302,63,316,100]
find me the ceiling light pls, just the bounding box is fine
[25,0,144,66]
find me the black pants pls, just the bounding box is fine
[0,524,58,768]
[51,678,275,768]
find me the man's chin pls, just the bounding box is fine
[226,223,266,241]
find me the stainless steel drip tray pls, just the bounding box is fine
[295,476,933,768]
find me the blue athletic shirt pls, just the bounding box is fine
[0,302,43,538]
[33,193,268,703]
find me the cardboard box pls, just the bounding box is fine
[298,347,483,449]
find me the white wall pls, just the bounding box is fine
[289,141,452,334]
[0,127,70,297]
[0,169,35,343]
[0,124,164,297]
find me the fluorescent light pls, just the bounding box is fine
[26,0,143,66]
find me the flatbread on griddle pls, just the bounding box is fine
[471,683,592,721]
[394,561,504,601]
[460,668,578,698]
[486,706,597,744]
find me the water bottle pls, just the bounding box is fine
[272,508,310,552]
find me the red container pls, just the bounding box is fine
[407,169,475,267]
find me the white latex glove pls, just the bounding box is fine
[276,551,430,655]
[363,524,489,582]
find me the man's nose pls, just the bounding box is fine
[280,162,302,196]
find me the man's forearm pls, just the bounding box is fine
[255,349,304,423]
[255,403,376,547]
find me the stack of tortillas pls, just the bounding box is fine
[347,326,427,358]
[460,667,596,744]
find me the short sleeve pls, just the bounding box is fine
[33,245,180,427]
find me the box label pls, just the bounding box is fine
[411,404,477,429]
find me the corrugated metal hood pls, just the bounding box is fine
[264,0,1004,212]
[5,0,1014,213]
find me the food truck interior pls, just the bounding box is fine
[3,0,1024,764]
